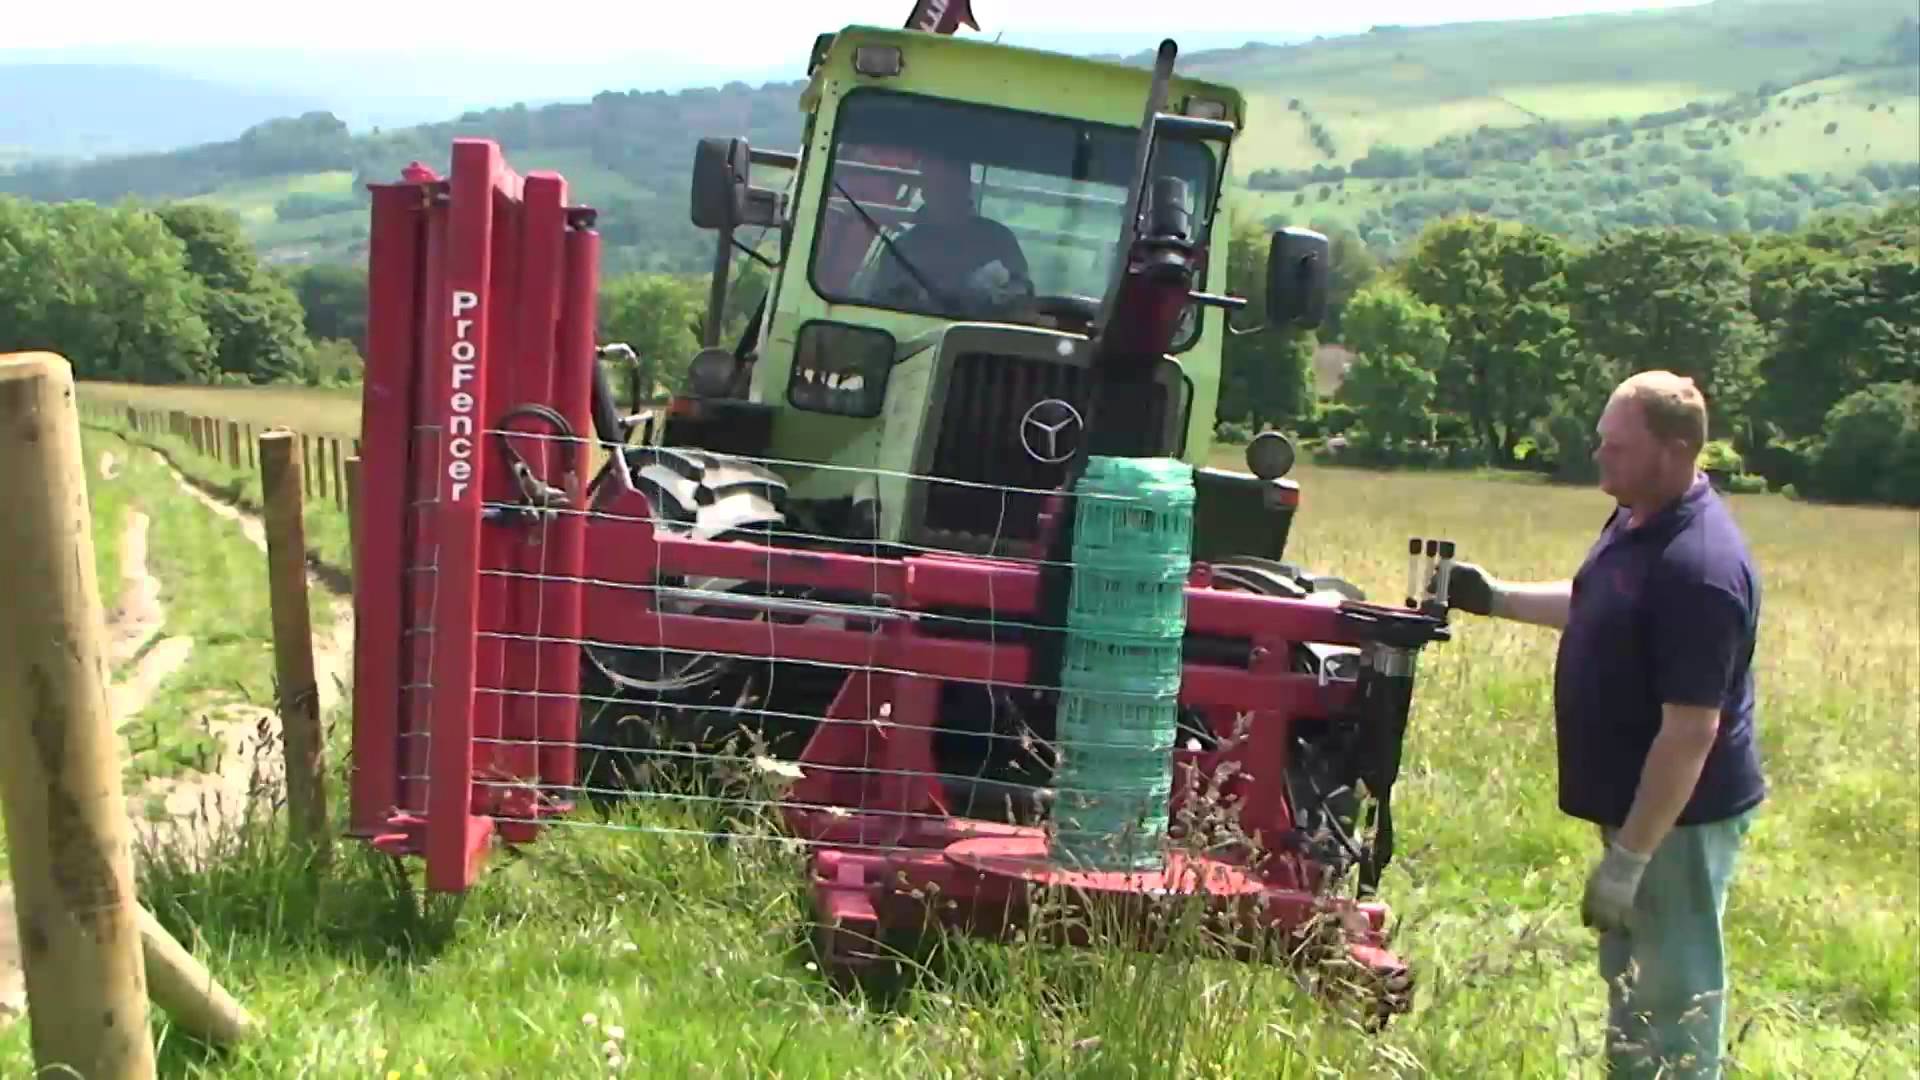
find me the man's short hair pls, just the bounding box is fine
[1612,369,1708,452]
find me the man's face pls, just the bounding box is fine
[918,156,972,222]
[1592,394,1674,504]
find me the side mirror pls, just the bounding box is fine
[691,136,749,231]
[1267,227,1329,330]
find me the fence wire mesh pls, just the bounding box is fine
[375,422,1380,886]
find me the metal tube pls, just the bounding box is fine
[1405,537,1422,608]
[705,225,733,348]
[1422,539,1439,605]
[1096,38,1178,329]
[654,585,908,624]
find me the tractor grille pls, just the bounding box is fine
[919,351,1174,555]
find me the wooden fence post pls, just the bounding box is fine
[258,430,331,869]
[344,455,360,570]
[330,438,344,509]
[227,420,241,469]
[0,353,156,1078]
[134,905,255,1045]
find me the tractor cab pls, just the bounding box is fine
[643,26,1328,566]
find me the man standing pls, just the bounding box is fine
[1443,370,1766,1079]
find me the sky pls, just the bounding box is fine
[8,0,1709,63]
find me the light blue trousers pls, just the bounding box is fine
[1596,809,1755,1079]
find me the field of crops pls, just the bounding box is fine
[8,382,1914,1076]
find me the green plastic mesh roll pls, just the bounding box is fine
[1049,456,1194,871]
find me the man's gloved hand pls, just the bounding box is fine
[1432,561,1499,616]
[1581,841,1651,934]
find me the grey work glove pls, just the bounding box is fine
[1431,561,1498,616]
[1581,841,1651,934]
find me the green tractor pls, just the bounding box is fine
[580,24,1349,789]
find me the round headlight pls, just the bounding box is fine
[1246,430,1296,480]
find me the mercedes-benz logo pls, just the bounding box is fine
[1020,398,1083,465]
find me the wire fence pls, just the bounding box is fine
[354,418,1443,901]
[55,396,1448,1021]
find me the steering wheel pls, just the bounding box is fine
[1031,294,1101,330]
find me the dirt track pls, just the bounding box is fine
[0,447,353,1023]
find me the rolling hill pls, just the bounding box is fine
[2,0,1914,271]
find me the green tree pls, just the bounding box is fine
[1217,216,1317,431]
[1336,282,1447,449]
[1747,205,1919,450]
[0,199,216,382]
[1398,216,1579,464]
[599,272,706,398]
[0,197,61,354]
[1804,381,1920,506]
[1564,227,1764,441]
[155,203,313,382]
[281,264,370,353]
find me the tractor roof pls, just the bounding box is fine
[802,25,1249,133]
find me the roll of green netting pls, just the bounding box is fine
[1049,456,1194,871]
[1071,457,1195,560]
[1065,551,1190,636]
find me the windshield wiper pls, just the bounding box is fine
[831,177,961,312]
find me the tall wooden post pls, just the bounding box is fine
[258,430,331,868]
[0,353,156,1078]
[345,451,360,553]
[331,439,345,509]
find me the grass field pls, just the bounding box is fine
[4,388,1915,1076]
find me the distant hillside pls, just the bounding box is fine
[0,64,324,160]
[2,0,1914,270]
[0,83,807,275]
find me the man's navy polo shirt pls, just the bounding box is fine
[1554,473,1767,828]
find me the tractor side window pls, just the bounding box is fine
[786,321,895,418]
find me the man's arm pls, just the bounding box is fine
[1444,563,1574,628]
[1615,703,1720,854]
[1490,580,1574,630]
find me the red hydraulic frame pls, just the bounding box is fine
[350,140,1447,1002]
[353,139,597,890]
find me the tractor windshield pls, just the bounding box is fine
[809,88,1219,337]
